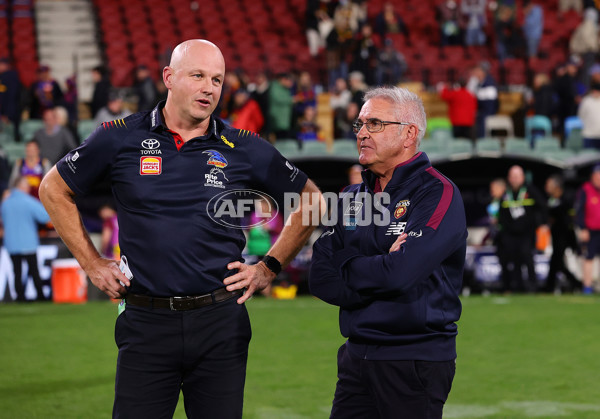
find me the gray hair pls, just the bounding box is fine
[363,86,427,144]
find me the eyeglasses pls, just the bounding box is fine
[352,118,411,134]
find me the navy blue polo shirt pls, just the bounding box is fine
[56,101,308,296]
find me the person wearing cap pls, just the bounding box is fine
[577,79,600,149]
[575,164,600,294]
[39,39,324,417]
[0,57,22,142]
[93,89,132,127]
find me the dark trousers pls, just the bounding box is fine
[11,253,45,301]
[330,343,455,419]
[113,298,252,419]
[499,234,537,292]
[545,238,579,292]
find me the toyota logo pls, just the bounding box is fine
[141,139,160,149]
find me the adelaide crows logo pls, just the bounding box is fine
[203,150,228,168]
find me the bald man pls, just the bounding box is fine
[497,165,546,293]
[40,39,323,417]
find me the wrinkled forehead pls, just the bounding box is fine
[358,98,397,121]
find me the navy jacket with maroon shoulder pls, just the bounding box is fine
[309,152,467,361]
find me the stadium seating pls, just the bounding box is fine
[484,115,514,138]
[450,139,473,155]
[504,137,531,155]
[77,119,97,141]
[332,140,358,157]
[19,119,44,141]
[475,138,502,154]
[426,117,452,138]
[525,115,553,145]
[533,136,561,152]
[299,141,328,156]
[564,116,583,139]
[2,141,26,164]
[274,139,300,157]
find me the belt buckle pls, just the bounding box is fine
[170,296,193,311]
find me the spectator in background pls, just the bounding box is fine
[374,2,410,43]
[498,165,546,293]
[250,72,270,136]
[347,164,363,186]
[590,63,600,87]
[543,174,581,293]
[28,65,63,119]
[329,77,352,112]
[348,70,368,108]
[493,2,518,61]
[335,101,360,140]
[218,71,242,121]
[0,57,22,142]
[63,76,78,129]
[133,64,158,112]
[297,105,320,142]
[1,176,51,302]
[578,81,600,149]
[522,0,544,58]
[268,73,294,141]
[33,107,78,165]
[482,177,506,246]
[468,62,499,138]
[375,38,407,86]
[554,58,583,136]
[330,77,352,139]
[461,0,488,47]
[324,0,360,87]
[8,140,51,200]
[437,0,464,47]
[94,90,132,127]
[90,65,111,118]
[350,24,378,86]
[559,0,583,13]
[438,78,477,139]
[527,72,556,119]
[292,71,317,132]
[230,88,264,134]
[99,202,119,260]
[575,164,600,294]
[305,0,325,57]
[569,8,599,89]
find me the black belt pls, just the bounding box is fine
[126,288,243,311]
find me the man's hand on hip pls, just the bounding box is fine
[224,261,276,304]
[85,257,130,299]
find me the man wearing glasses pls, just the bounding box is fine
[309,86,467,418]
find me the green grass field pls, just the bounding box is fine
[1,295,599,418]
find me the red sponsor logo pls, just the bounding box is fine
[140,156,162,175]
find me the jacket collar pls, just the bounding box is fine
[361,152,432,193]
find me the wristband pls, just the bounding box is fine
[262,255,282,275]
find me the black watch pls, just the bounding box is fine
[261,255,282,275]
